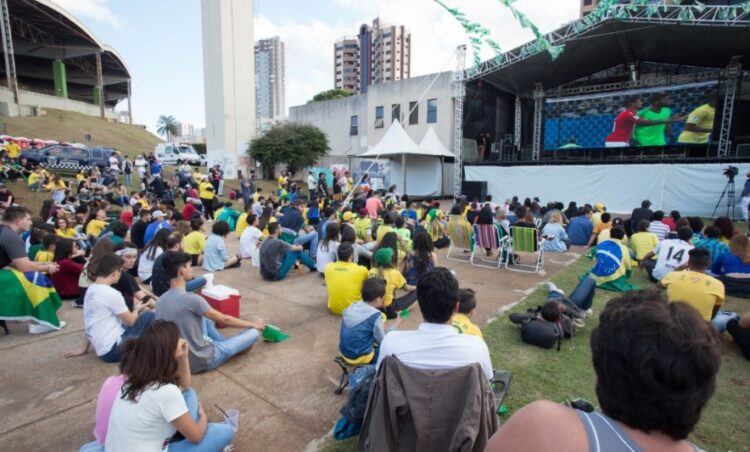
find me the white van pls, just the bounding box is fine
[154,143,202,166]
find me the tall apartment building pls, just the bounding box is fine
[334,18,411,95]
[255,36,286,124]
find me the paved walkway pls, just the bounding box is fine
[0,236,580,450]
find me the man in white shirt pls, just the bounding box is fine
[66,253,155,362]
[377,267,493,380]
[647,210,671,240]
[307,170,317,195]
[640,226,694,282]
[239,214,263,260]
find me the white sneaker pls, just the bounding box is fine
[584,308,594,318]
[29,320,66,334]
[546,282,564,296]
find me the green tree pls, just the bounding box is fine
[307,88,351,104]
[156,115,179,141]
[248,123,330,177]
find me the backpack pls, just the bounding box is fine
[509,306,575,351]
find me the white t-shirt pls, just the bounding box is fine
[316,240,340,273]
[105,383,188,452]
[138,247,163,281]
[83,284,128,356]
[648,221,671,240]
[239,225,262,259]
[652,239,694,281]
[109,156,120,171]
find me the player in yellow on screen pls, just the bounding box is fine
[678,94,717,144]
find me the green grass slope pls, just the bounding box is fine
[1,109,162,158]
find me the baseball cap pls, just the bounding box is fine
[152,210,165,218]
[374,248,394,266]
[342,212,354,222]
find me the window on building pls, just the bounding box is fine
[391,104,400,124]
[375,106,384,128]
[409,101,418,125]
[427,98,438,123]
[583,0,592,4]
[350,115,358,136]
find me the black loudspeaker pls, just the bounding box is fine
[462,181,487,202]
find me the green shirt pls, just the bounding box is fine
[28,243,44,260]
[633,106,671,146]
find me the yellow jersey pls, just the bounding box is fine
[452,313,483,338]
[199,181,214,200]
[662,270,724,321]
[678,104,715,144]
[184,231,206,255]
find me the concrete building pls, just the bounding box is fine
[201,0,255,179]
[334,18,411,95]
[291,71,453,168]
[255,36,285,125]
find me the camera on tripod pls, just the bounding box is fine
[724,165,739,181]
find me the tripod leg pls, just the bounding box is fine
[712,182,730,218]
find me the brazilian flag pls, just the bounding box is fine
[0,269,62,329]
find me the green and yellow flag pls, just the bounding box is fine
[0,269,63,329]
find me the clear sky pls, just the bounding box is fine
[52,0,579,134]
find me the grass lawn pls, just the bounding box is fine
[322,256,750,451]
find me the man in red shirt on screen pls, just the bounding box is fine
[605,96,683,148]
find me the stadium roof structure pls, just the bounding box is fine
[1,0,130,107]
[468,4,750,95]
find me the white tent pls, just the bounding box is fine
[354,121,451,196]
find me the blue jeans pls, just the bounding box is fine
[186,276,207,293]
[294,230,319,258]
[124,173,132,186]
[547,276,596,311]
[169,388,235,451]
[204,318,259,370]
[100,311,156,363]
[277,250,316,281]
[711,310,739,333]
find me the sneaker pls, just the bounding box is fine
[546,282,564,296]
[71,301,83,309]
[584,308,594,318]
[573,318,586,328]
[29,320,66,334]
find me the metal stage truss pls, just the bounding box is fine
[452,45,466,198]
[718,56,742,158]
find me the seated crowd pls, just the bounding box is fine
[0,157,747,451]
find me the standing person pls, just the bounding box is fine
[605,96,682,148]
[239,170,252,209]
[198,175,215,220]
[104,320,236,451]
[740,171,750,222]
[121,157,133,187]
[633,92,675,146]
[317,172,329,197]
[211,164,223,196]
[157,252,264,373]
[134,154,147,181]
[149,158,162,177]
[677,95,717,144]
[307,170,317,196]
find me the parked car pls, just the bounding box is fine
[154,143,202,166]
[21,145,120,171]
[199,153,207,166]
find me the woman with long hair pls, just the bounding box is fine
[105,320,235,451]
[316,221,341,273]
[138,228,171,283]
[711,234,750,276]
[258,206,276,236]
[203,221,241,271]
[712,216,735,244]
[542,211,570,252]
[374,231,404,272]
[49,239,86,299]
[404,231,437,286]
[340,223,372,265]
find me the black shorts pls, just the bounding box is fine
[190,254,199,267]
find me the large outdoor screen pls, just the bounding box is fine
[543,81,719,150]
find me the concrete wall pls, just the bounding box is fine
[0,86,118,119]
[289,70,455,168]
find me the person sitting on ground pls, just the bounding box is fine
[84,208,109,240]
[586,212,612,248]
[641,226,694,282]
[239,214,263,261]
[720,311,750,361]
[150,234,206,297]
[339,277,401,365]
[325,243,369,315]
[542,211,570,252]
[34,233,57,263]
[183,218,206,267]
[588,227,637,291]
[316,222,341,273]
[279,200,319,258]
[202,220,241,272]
[713,216,735,244]
[66,254,155,363]
[104,320,236,451]
[129,209,151,249]
[664,210,680,231]
[393,215,412,251]
[629,219,659,264]
[112,244,158,312]
[591,202,606,227]
[711,234,750,277]
[369,248,416,319]
[567,206,593,246]
[694,225,729,266]
[259,222,316,281]
[452,288,482,338]
[143,210,173,245]
[216,201,241,231]
[485,290,720,451]
[138,228,170,284]
[647,210,670,241]
[404,231,437,287]
[49,238,85,299]
[661,247,724,323]
[156,252,264,373]
[377,267,493,380]
[425,205,450,248]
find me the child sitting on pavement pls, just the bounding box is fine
[452,288,483,339]
[339,278,401,365]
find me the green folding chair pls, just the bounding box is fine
[446,214,474,262]
[505,226,544,273]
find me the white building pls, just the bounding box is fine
[255,36,285,126]
[290,71,454,168]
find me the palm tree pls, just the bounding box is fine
[156,115,179,141]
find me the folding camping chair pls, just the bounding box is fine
[471,223,507,269]
[504,226,544,273]
[446,214,474,262]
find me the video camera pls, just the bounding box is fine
[724,165,739,181]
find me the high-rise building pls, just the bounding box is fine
[255,36,285,124]
[334,18,411,95]
[175,122,195,138]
